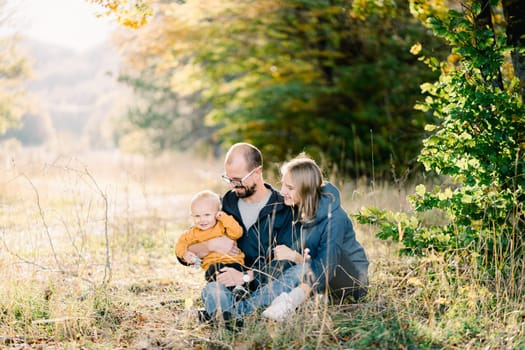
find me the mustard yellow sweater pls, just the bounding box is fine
[175,213,245,270]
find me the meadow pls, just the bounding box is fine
[0,147,523,349]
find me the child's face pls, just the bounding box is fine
[191,198,219,230]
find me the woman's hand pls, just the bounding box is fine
[273,245,300,262]
[274,245,311,264]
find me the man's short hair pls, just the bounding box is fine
[226,142,263,170]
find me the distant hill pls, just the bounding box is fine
[2,38,130,148]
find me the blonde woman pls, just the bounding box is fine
[262,154,369,321]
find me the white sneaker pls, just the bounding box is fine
[262,288,306,322]
[262,292,293,321]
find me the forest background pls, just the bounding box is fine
[0,0,524,349]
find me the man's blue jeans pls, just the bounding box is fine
[201,263,308,318]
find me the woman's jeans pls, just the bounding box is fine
[201,263,308,318]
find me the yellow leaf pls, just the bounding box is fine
[410,42,422,55]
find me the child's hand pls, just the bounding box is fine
[183,251,198,264]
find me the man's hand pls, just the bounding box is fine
[188,236,239,258]
[207,236,240,256]
[216,267,244,287]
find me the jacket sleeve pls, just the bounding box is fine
[308,212,345,292]
[218,213,243,240]
[274,206,296,248]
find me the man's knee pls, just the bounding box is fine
[202,281,221,294]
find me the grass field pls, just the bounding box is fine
[0,147,523,349]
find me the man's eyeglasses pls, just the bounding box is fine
[221,166,261,187]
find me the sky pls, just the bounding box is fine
[5,0,115,52]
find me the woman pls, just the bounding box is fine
[262,154,369,321]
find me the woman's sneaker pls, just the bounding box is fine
[262,288,306,322]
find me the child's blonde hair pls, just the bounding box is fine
[190,190,221,212]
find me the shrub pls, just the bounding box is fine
[356,1,525,291]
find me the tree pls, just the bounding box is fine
[108,2,220,154]
[502,0,525,103]
[198,1,439,177]
[86,0,153,28]
[356,0,525,291]
[90,0,449,178]
[184,0,448,178]
[0,1,30,135]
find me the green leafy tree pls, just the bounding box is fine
[107,0,448,178]
[501,0,525,103]
[193,0,447,178]
[109,4,219,154]
[0,2,29,135]
[117,73,215,152]
[356,0,525,288]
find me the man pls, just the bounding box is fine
[180,142,295,324]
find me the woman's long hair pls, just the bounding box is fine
[281,154,323,222]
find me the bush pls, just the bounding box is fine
[356,1,525,291]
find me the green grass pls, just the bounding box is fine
[0,148,523,349]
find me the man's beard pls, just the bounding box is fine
[234,183,256,198]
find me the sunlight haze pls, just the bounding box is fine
[7,0,115,52]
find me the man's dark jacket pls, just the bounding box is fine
[222,183,295,288]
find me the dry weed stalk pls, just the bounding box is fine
[82,166,112,287]
[1,161,112,289]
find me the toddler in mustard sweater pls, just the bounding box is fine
[176,190,246,284]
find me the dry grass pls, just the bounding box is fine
[0,148,212,348]
[0,146,523,349]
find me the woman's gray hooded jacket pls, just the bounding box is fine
[294,182,369,300]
